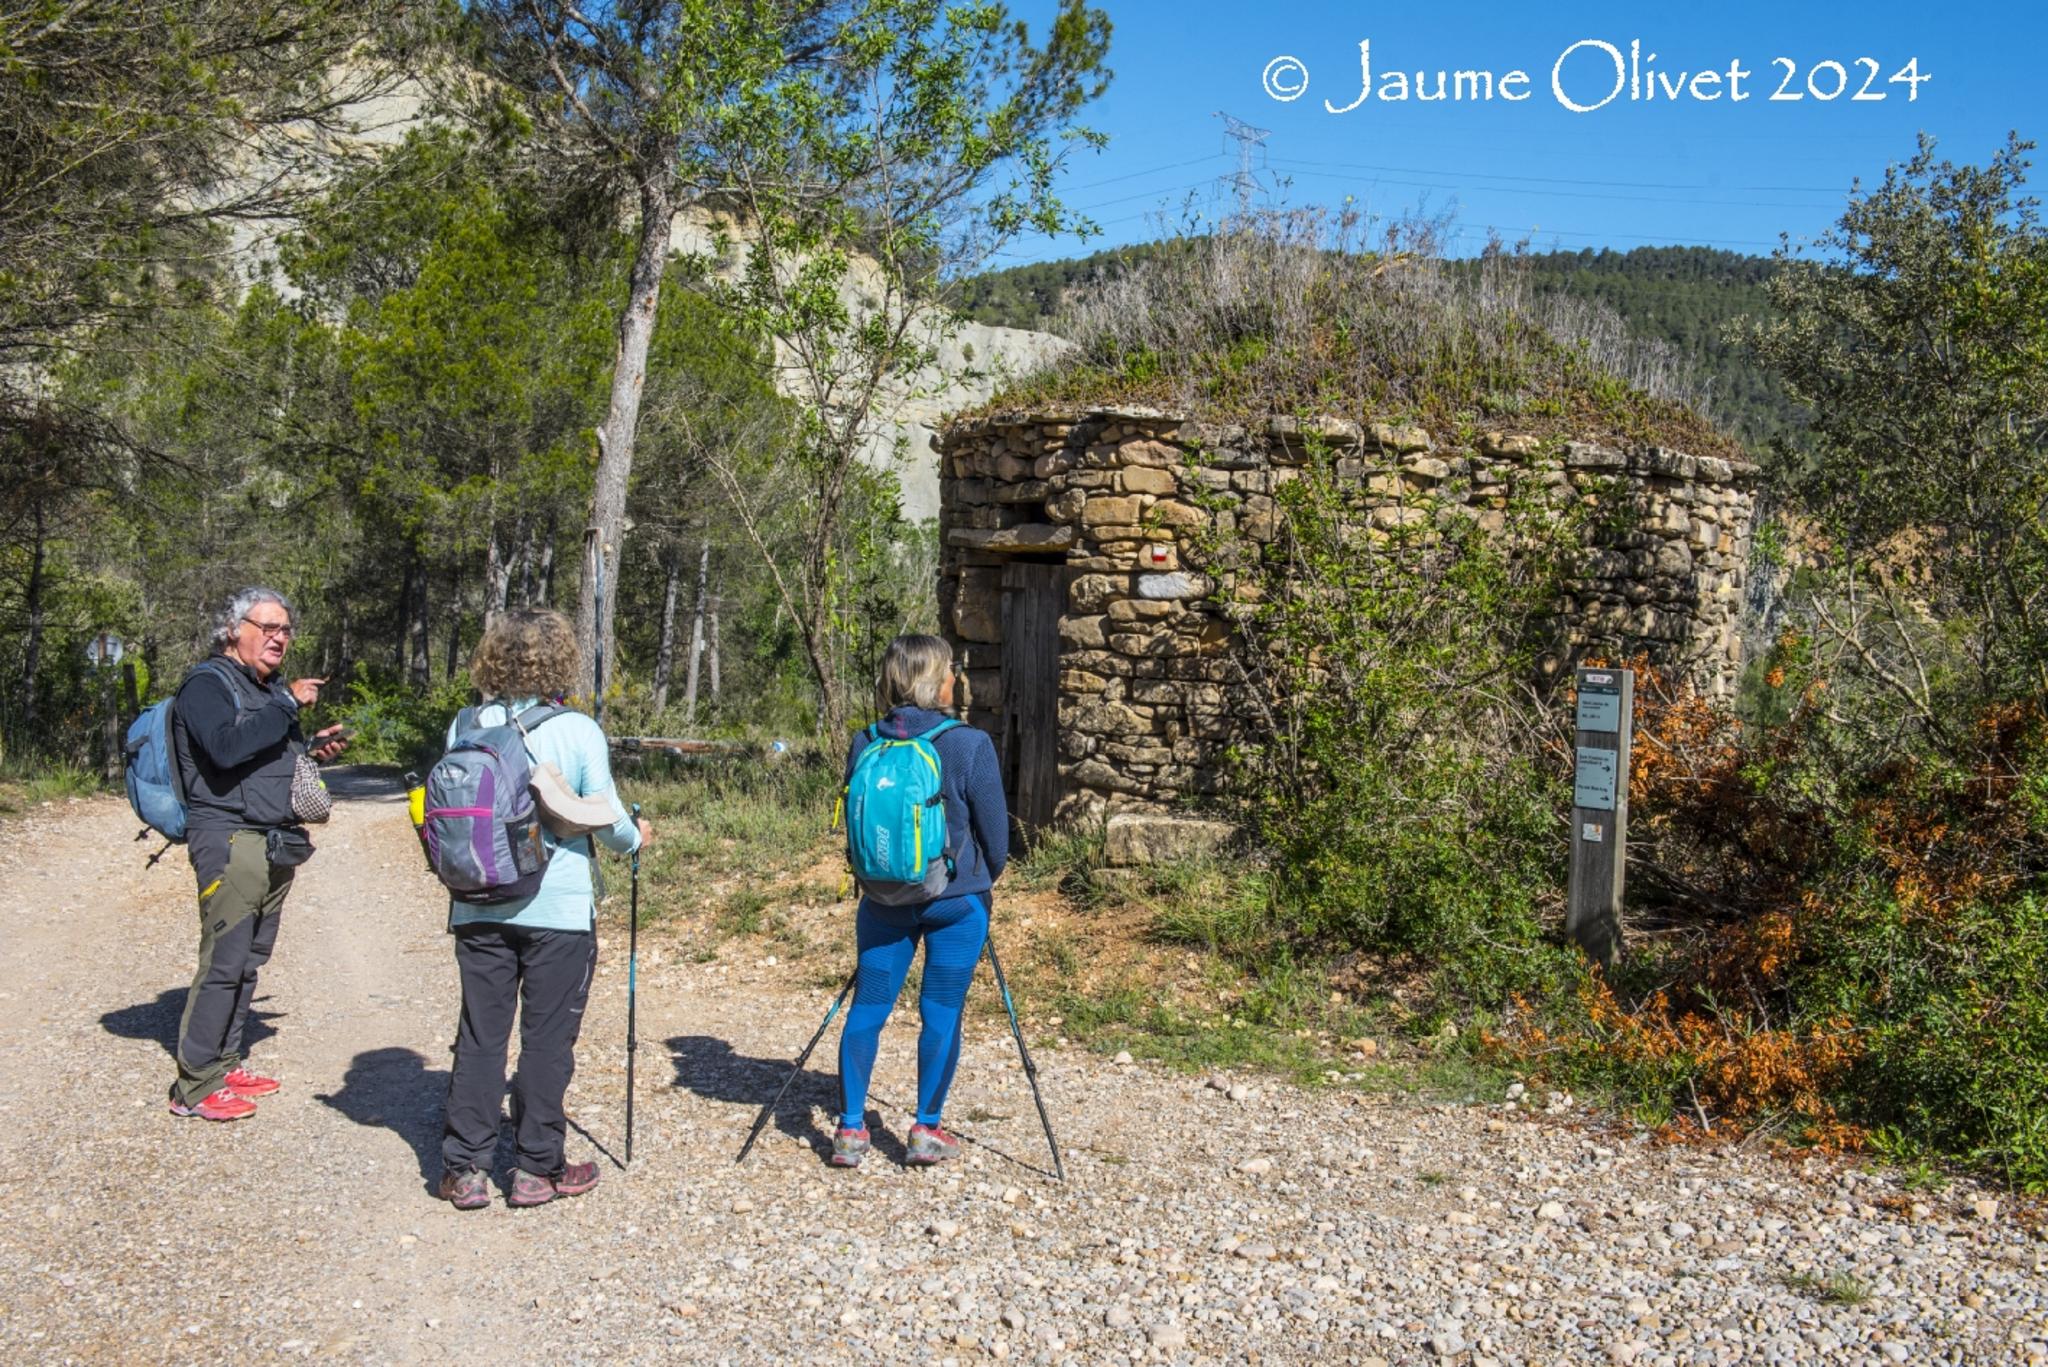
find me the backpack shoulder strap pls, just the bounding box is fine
[185,658,246,718]
[919,718,963,742]
[513,702,570,735]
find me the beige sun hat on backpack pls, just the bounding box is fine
[528,758,621,837]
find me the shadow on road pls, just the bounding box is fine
[316,1046,449,1193]
[666,1034,1054,1176]
[100,987,279,1058]
[667,1034,904,1164]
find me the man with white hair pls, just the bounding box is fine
[166,587,347,1121]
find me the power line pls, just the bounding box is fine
[1059,153,1228,195]
[1268,153,1849,196]
[1066,177,1221,216]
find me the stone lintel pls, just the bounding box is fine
[944,524,1076,554]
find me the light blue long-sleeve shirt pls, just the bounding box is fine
[446,698,640,932]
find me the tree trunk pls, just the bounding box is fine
[538,515,557,606]
[708,592,721,701]
[651,550,682,713]
[683,540,709,726]
[19,502,45,734]
[803,598,843,740]
[578,164,678,699]
[445,565,462,681]
[395,556,417,674]
[100,669,120,782]
[408,558,431,689]
[488,517,522,621]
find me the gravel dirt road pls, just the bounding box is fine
[0,776,2042,1365]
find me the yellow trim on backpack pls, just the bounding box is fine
[199,879,221,902]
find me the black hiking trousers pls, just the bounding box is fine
[441,923,597,1179]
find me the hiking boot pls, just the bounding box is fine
[906,1122,960,1165]
[223,1065,280,1099]
[552,1161,599,1198]
[168,1087,257,1122]
[507,1168,557,1207]
[508,1161,600,1207]
[437,1168,491,1210]
[830,1126,870,1168]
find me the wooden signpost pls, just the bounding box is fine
[1566,666,1634,967]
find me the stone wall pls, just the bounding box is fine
[938,407,1758,822]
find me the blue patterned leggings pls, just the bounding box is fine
[837,893,988,1129]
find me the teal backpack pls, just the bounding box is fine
[841,719,961,905]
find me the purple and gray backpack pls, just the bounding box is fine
[422,702,569,904]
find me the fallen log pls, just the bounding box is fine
[610,736,749,757]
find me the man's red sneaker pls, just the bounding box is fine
[223,1066,280,1099]
[169,1087,258,1121]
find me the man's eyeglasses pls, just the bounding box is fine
[243,617,295,640]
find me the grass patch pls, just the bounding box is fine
[719,889,769,937]
[1007,821,1109,899]
[605,744,843,930]
[0,760,103,814]
[983,826,1523,1102]
[1783,1271,1872,1307]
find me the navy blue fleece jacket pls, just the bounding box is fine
[844,706,1009,902]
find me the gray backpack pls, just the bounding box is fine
[422,702,569,904]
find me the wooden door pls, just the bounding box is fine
[1000,560,1066,836]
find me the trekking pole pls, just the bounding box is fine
[984,928,1065,1182]
[625,802,641,1166]
[735,966,860,1165]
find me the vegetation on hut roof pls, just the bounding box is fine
[962,213,1748,461]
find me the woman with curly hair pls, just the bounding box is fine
[435,609,653,1210]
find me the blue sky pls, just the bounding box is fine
[995,0,2041,265]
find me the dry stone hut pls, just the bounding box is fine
[936,406,1758,850]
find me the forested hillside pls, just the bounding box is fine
[0,0,1111,762]
[959,243,1802,448]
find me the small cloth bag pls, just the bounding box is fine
[290,749,333,824]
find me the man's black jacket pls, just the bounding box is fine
[172,654,305,832]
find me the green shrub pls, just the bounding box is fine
[333,665,475,770]
[1207,441,1584,1001]
[1813,886,2048,1189]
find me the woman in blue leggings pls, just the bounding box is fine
[834,635,1009,1167]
